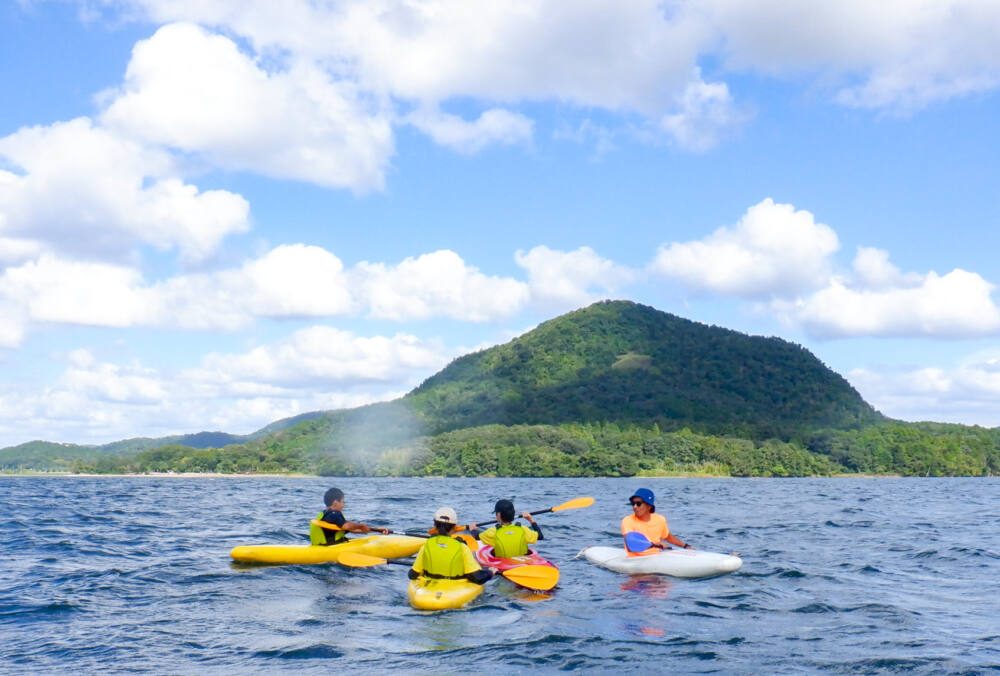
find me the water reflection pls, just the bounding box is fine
[620,574,673,599]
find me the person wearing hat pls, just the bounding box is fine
[408,507,497,584]
[309,487,390,546]
[477,499,544,558]
[621,488,692,557]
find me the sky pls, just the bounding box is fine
[1,0,999,448]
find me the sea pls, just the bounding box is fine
[2,476,998,674]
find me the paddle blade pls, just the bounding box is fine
[624,531,654,553]
[502,565,559,591]
[338,552,388,567]
[311,519,343,531]
[455,533,479,550]
[550,496,594,512]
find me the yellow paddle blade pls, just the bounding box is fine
[338,552,388,567]
[551,496,594,512]
[502,565,559,591]
[455,533,479,549]
[311,519,343,531]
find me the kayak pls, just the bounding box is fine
[475,546,560,588]
[407,576,484,610]
[582,546,742,578]
[230,534,425,565]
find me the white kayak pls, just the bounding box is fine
[582,546,742,578]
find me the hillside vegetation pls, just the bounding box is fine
[4,301,998,477]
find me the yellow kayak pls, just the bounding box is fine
[407,576,484,610]
[230,535,425,565]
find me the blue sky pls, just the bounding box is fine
[2,1,999,448]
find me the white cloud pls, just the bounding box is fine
[775,268,1000,339]
[354,249,530,321]
[849,350,1000,426]
[652,198,840,298]
[702,0,1000,111]
[405,106,534,154]
[660,79,748,151]
[515,245,636,308]
[0,117,250,262]
[193,326,449,388]
[101,22,394,192]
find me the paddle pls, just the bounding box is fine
[624,531,662,553]
[427,496,596,534]
[470,496,595,529]
[338,553,559,591]
[312,520,478,549]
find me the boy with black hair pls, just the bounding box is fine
[478,499,543,558]
[309,487,389,546]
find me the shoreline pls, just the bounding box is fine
[0,471,962,479]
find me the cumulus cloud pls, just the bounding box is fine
[405,106,534,154]
[702,0,1000,111]
[0,117,250,262]
[775,267,1000,339]
[101,22,394,192]
[652,198,840,298]
[849,350,1000,426]
[353,249,530,321]
[515,245,636,308]
[0,246,531,343]
[0,328,454,446]
[660,79,748,151]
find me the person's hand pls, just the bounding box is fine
[378,527,390,535]
[520,511,534,523]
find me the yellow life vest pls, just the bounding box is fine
[309,511,346,546]
[492,524,529,558]
[418,535,466,578]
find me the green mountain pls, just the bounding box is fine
[406,300,882,437]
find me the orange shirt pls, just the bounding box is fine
[621,513,669,557]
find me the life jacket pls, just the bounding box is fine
[492,523,529,558]
[309,511,346,546]
[418,535,466,578]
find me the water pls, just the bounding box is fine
[2,477,998,674]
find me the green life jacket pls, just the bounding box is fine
[492,523,529,558]
[310,511,346,546]
[418,535,466,578]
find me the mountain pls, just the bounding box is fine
[405,300,882,438]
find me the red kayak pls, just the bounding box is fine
[475,545,560,588]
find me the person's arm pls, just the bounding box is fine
[342,520,390,535]
[465,568,496,584]
[663,532,692,549]
[522,512,543,541]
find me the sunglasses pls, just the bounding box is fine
[630,500,645,507]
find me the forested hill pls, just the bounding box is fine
[405,300,882,438]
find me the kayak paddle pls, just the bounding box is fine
[311,520,429,538]
[624,531,659,553]
[448,496,596,531]
[338,553,558,591]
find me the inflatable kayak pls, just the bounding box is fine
[230,534,424,565]
[407,576,484,610]
[475,546,560,588]
[582,546,741,578]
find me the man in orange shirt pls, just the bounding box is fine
[620,488,692,557]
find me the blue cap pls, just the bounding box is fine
[630,488,655,505]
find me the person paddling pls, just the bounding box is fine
[621,488,692,557]
[409,507,496,584]
[309,487,389,546]
[477,499,544,558]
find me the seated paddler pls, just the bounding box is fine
[409,507,496,584]
[477,499,543,558]
[309,487,389,546]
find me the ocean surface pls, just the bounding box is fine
[2,476,998,674]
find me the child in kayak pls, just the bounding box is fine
[477,499,544,558]
[621,488,692,557]
[409,507,496,584]
[309,487,389,546]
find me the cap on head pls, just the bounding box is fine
[630,488,655,506]
[324,487,344,507]
[433,506,458,524]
